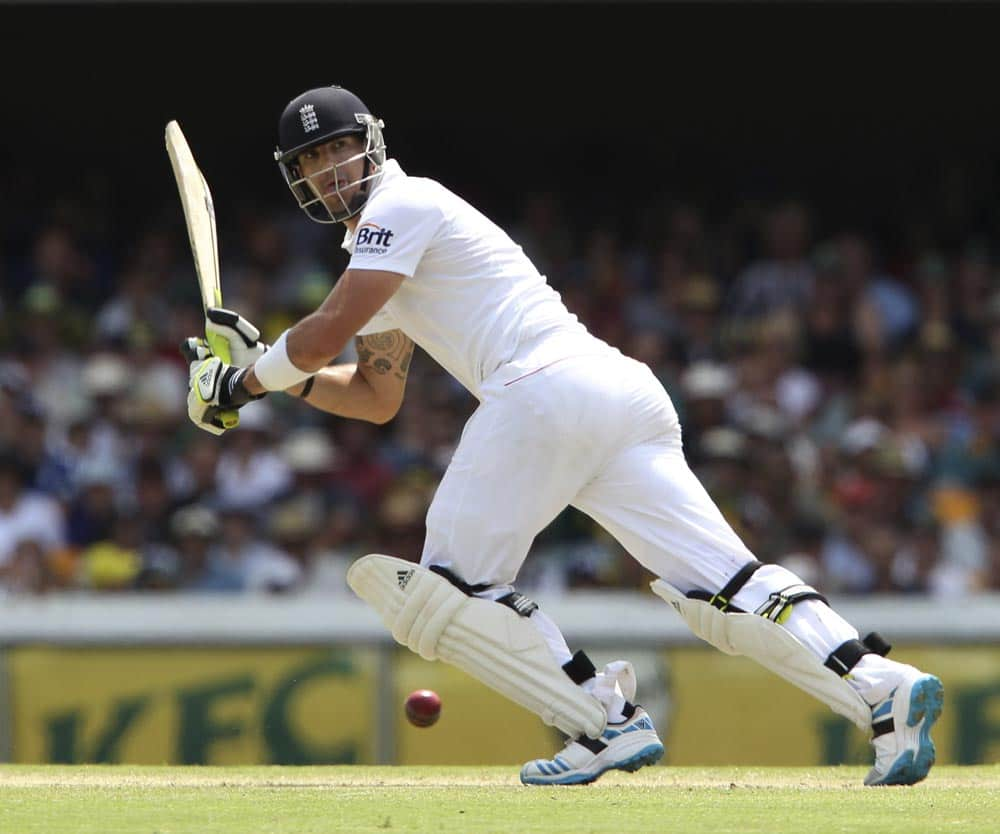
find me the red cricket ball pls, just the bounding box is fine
[405,689,441,727]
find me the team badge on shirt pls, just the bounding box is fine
[355,222,395,255]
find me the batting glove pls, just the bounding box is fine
[182,337,263,435]
[205,307,268,367]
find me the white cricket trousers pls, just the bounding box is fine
[420,351,885,703]
[421,352,757,596]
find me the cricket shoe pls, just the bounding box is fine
[864,666,944,786]
[520,704,664,786]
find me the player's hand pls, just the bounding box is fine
[205,308,268,367]
[182,337,263,435]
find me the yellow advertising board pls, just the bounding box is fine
[394,654,555,765]
[8,647,379,765]
[659,645,1000,766]
[7,644,1000,766]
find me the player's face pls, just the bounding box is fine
[297,135,368,215]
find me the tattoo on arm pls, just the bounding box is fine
[366,332,397,351]
[355,331,415,381]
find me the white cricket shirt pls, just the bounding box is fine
[344,160,613,398]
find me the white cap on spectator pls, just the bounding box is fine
[75,456,121,488]
[279,427,337,473]
[170,505,220,538]
[268,495,323,539]
[681,361,735,400]
[82,353,131,396]
[700,426,747,460]
[234,398,275,431]
[840,417,888,455]
[739,404,788,439]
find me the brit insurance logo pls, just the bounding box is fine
[299,104,319,133]
[355,222,394,255]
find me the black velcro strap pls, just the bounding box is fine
[825,639,870,676]
[562,650,597,685]
[824,632,894,677]
[428,565,494,596]
[755,586,828,623]
[575,735,607,754]
[824,639,869,676]
[872,718,895,738]
[863,632,892,657]
[621,701,636,721]
[699,560,763,612]
[497,591,539,618]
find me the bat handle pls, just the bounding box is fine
[205,330,240,429]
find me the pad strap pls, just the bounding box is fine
[497,591,539,618]
[687,560,763,612]
[824,632,893,676]
[430,567,541,619]
[754,585,828,624]
[428,564,494,596]
[562,650,597,685]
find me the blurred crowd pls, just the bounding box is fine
[1,191,999,598]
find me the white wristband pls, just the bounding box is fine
[253,330,313,391]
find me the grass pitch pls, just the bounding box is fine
[1,765,998,833]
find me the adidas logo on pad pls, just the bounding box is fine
[397,569,414,590]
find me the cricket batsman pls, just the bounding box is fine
[184,85,943,786]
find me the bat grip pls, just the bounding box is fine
[206,331,232,364]
[205,330,239,429]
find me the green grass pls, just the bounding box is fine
[1,766,998,833]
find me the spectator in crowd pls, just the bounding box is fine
[725,201,815,324]
[65,457,121,548]
[214,502,302,593]
[162,504,235,591]
[214,401,294,512]
[677,360,736,463]
[0,451,65,573]
[0,539,56,596]
[3,182,1000,596]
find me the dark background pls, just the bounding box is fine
[2,2,998,262]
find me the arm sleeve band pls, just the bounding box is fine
[253,330,314,391]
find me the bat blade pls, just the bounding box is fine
[166,120,238,429]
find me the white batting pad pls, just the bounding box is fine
[348,554,607,738]
[651,578,872,731]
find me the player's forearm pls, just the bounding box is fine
[286,309,354,373]
[242,310,353,397]
[290,364,397,424]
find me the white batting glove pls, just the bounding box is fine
[181,337,261,435]
[205,308,268,367]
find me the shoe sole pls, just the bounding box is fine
[521,742,665,786]
[868,675,944,786]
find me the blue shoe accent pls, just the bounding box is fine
[521,743,664,786]
[520,705,665,786]
[615,743,665,774]
[872,699,893,720]
[879,675,944,786]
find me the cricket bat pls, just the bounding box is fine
[165,120,239,429]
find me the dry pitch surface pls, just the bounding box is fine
[1,765,998,833]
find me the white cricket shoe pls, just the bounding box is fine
[520,705,664,786]
[864,666,944,786]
